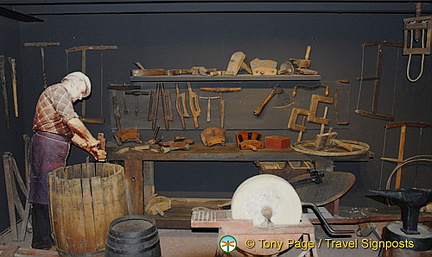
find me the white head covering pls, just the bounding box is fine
[61,71,91,98]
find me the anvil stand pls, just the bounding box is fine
[370,188,432,257]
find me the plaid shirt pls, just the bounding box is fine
[33,84,79,138]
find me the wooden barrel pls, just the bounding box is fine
[48,163,129,257]
[105,215,161,257]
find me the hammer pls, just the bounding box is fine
[24,42,60,88]
[253,85,283,116]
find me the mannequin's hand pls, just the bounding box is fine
[89,147,107,162]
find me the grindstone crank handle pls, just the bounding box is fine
[302,202,354,236]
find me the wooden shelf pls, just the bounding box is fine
[130,74,321,82]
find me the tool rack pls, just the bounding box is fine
[106,74,363,228]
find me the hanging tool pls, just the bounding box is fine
[355,41,402,121]
[200,87,242,128]
[148,83,173,130]
[199,96,220,122]
[175,83,190,129]
[134,94,139,116]
[0,56,10,130]
[334,80,350,125]
[125,90,149,116]
[65,45,118,124]
[253,85,283,116]
[403,8,431,82]
[111,91,122,130]
[110,90,143,146]
[187,82,201,128]
[8,58,18,118]
[23,42,60,88]
[291,84,329,98]
[122,91,129,115]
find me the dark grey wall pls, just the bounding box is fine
[0,16,27,232]
[1,5,431,231]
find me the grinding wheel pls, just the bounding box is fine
[231,174,302,226]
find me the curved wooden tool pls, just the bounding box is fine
[187,82,201,128]
[175,84,190,129]
[113,128,142,146]
[253,85,283,116]
[292,84,329,98]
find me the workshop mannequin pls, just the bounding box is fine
[29,71,106,249]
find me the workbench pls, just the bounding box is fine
[106,142,370,227]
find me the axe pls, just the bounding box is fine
[253,85,284,116]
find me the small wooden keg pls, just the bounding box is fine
[48,163,129,257]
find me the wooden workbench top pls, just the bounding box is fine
[106,142,371,162]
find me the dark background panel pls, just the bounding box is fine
[0,2,431,231]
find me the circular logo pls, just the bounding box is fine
[219,235,237,253]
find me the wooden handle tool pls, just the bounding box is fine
[253,86,283,116]
[187,83,201,128]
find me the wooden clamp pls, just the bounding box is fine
[288,108,310,132]
[308,94,333,124]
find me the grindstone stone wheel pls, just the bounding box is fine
[231,174,302,226]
